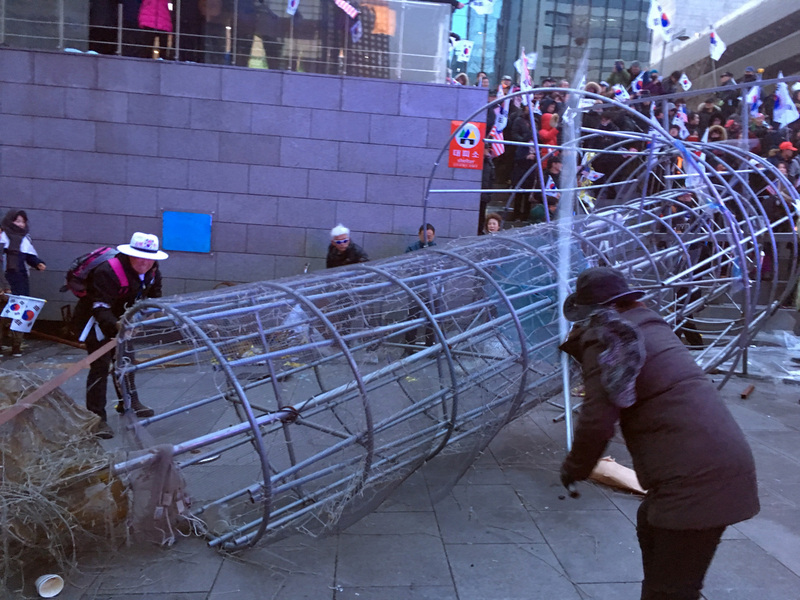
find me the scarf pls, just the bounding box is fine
[1,209,36,272]
[587,307,646,409]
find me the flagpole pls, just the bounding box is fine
[288,10,295,71]
[711,58,717,87]
[480,15,487,73]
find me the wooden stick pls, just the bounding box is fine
[0,339,117,426]
[740,384,755,399]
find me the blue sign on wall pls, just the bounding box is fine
[162,211,212,253]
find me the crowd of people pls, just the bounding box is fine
[471,62,800,229]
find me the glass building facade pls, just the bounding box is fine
[452,0,652,87]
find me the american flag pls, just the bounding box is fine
[488,125,505,157]
[334,0,359,19]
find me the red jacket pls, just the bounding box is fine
[139,0,173,32]
[538,113,559,156]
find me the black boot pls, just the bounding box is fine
[116,398,155,418]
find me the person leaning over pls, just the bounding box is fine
[326,224,369,268]
[558,267,759,600]
[73,232,168,439]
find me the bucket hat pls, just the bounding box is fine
[117,232,169,260]
[563,267,645,321]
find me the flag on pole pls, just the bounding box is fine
[0,294,46,333]
[745,85,762,117]
[631,72,644,94]
[774,72,800,127]
[517,48,535,106]
[647,1,672,42]
[334,0,359,19]
[514,50,536,86]
[453,40,474,64]
[679,73,692,91]
[672,115,690,139]
[612,84,630,101]
[287,0,300,15]
[488,123,505,157]
[709,27,726,61]
[646,0,660,31]
[657,7,673,42]
[350,18,363,44]
[469,0,495,16]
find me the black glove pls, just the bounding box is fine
[559,464,575,490]
[560,465,580,498]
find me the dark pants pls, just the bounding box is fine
[404,304,435,348]
[637,498,725,600]
[85,328,139,421]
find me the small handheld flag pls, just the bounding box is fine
[679,73,692,91]
[613,84,630,101]
[453,40,475,64]
[350,18,363,44]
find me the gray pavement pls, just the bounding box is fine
[4,335,800,600]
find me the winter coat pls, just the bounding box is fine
[0,209,45,294]
[560,306,759,530]
[538,113,559,156]
[139,0,173,32]
[326,242,369,269]
[73,253,163,340]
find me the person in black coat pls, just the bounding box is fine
[73,232,168,438]
[559,267,759,600]
[326,224,369,269]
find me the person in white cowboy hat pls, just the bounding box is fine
[73,232,168,439]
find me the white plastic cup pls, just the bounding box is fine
[35,574,64,598]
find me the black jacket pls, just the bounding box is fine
[73,253,162,339]
[560,306,759,530]
[326,243,369,269]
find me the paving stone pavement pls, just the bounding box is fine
[3,337,800,600]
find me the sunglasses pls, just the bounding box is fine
[333,239,350,245]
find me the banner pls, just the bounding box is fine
[287,0,300,16]
[1,295,46,333]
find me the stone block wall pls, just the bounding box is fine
[0,48,487,319]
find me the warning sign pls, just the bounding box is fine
[448,121,485,170]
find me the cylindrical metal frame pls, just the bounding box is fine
[109,91,798,550]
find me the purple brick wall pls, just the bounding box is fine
[0,48,486,319]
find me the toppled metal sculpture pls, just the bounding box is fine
[111,89,799,550]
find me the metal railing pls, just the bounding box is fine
[0,0,450,82]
